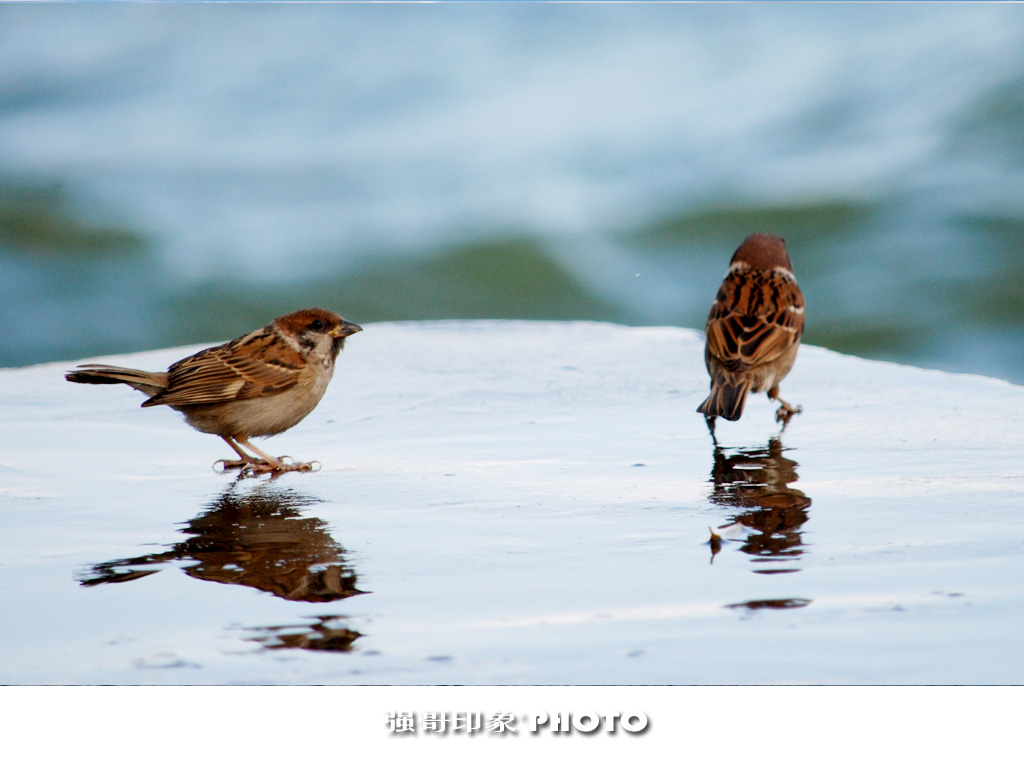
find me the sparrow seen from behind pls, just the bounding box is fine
[66,308,362,474]
[697,233,805,434]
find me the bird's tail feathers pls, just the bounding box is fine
[65,365,167,397]
[696,380,750,422]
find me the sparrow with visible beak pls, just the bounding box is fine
[697,233,805,433]
[66,308,362,474]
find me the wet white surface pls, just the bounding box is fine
[1,321,1022,683]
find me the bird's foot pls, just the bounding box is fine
[214,457,321,475]
[265,455,321,474]
[774,401,803,424]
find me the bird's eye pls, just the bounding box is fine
[310,318,326,332]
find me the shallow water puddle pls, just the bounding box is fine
[1,322,1022,683]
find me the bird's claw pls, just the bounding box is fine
[213,458,320,475]
[214,459,248,472]
[265,456,321,473]
[774,402,803,424]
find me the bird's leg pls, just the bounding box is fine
[234,437,317,474]
[767,386,802,424]
[704,414,719,445]
[215,436,265,471]
[215,435,302,473]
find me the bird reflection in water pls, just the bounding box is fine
[78,480,365,651]
[707,436,812,583]
[245,616,362,653]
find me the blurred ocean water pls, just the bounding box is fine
[0,3,1022,382]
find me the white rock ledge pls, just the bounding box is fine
[1,320,1023,684]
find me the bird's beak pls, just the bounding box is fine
[331,320,363,338]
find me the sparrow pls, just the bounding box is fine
[697,233,805,433]
[66,308,362,474]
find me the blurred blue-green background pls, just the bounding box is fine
[1,3,1022,382]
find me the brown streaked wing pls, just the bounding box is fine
[145,330,304,407]
[706,278,804,373]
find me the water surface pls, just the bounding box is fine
[2,322,1021,684]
